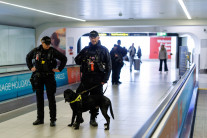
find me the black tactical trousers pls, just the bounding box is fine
[76,80,103,119]
[112,65,122,83]
[35,73,57,121]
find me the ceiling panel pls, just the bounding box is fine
[0,0,206,27]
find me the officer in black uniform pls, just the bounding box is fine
[110,40,127,85]
[75,30,112,126]
[26,36,67,127]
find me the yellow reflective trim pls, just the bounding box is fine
[41,60,45,64]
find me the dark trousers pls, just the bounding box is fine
[112,65,122,83]
[159,59,168,71]
[76,81,103,119]
[35,73,57,121]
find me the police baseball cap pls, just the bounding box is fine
[41,36,51,45]
[89,30,99,38]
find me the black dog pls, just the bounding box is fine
[64,89,114,130]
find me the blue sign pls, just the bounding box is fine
[55,68,68,87]
[17,73,33,96]
[0,73,33,101]
[0,68,69,102]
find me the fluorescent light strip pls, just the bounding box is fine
[178,0,191,19]
[0,1,86,22]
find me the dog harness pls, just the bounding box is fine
[70,95,82,103]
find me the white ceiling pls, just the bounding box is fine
[0,0,207,28]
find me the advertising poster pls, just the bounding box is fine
[67,66,81,84]
[150,37,171,59]
[51,28,66,56]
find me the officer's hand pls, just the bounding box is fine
[31,67,36,72]
[101,82,105,85]
[52,69,60,72]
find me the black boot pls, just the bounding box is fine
[50,121,56,127]
[90,119,98,126]
[33,119,44,125]
[90,115,98,126]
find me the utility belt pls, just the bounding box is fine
[30,71,55,91]
[81,72,104,83]
[34,71,55,76]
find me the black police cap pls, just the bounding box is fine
[89,30,99,38]
[41,36,51,45]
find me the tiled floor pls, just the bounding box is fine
[0,61,178,138]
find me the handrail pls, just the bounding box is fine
[133,63,196,138]
[0,64,27,68]
[0,64,79,76]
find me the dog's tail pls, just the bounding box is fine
[109,101,114,119]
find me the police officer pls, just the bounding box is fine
[110,40,127,84]
[26,36,67,127]
[75,30,112,126]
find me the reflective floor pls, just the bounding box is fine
[0,61,179,138]
[193,74,207,138]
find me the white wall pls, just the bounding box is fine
[81,36,150,59]
[36,24,207,71]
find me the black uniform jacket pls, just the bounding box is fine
[75,41,111,83]
[26,45,67,72]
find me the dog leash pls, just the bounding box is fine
[103,83,108,94]
[80,83,108,95]
[80,84,102,95]
[70,83,108,104]
[69,85,101,103]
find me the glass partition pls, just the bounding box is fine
[0,25,35,73]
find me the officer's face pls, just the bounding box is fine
[89,36,99,45]
[42,42,50,50]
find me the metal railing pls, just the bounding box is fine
[134,63,196,138]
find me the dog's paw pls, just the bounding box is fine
[104,127,109,130]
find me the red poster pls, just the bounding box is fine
[150,37,171,59]
[67,66,81,84]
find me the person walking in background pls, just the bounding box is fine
[128,43,136,72]
[110,40,127,85]
[159,44,168,72]
[137,46,142,63]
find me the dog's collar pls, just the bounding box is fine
[70,95,82,103]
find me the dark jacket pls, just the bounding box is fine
[110,45,127,66]
[26,45,67,72]
[75,40,111,83]
[128,46,136,58]
[137,48,142,58]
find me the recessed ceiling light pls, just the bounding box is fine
[0,1,86,22]
[178,0,191,19]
